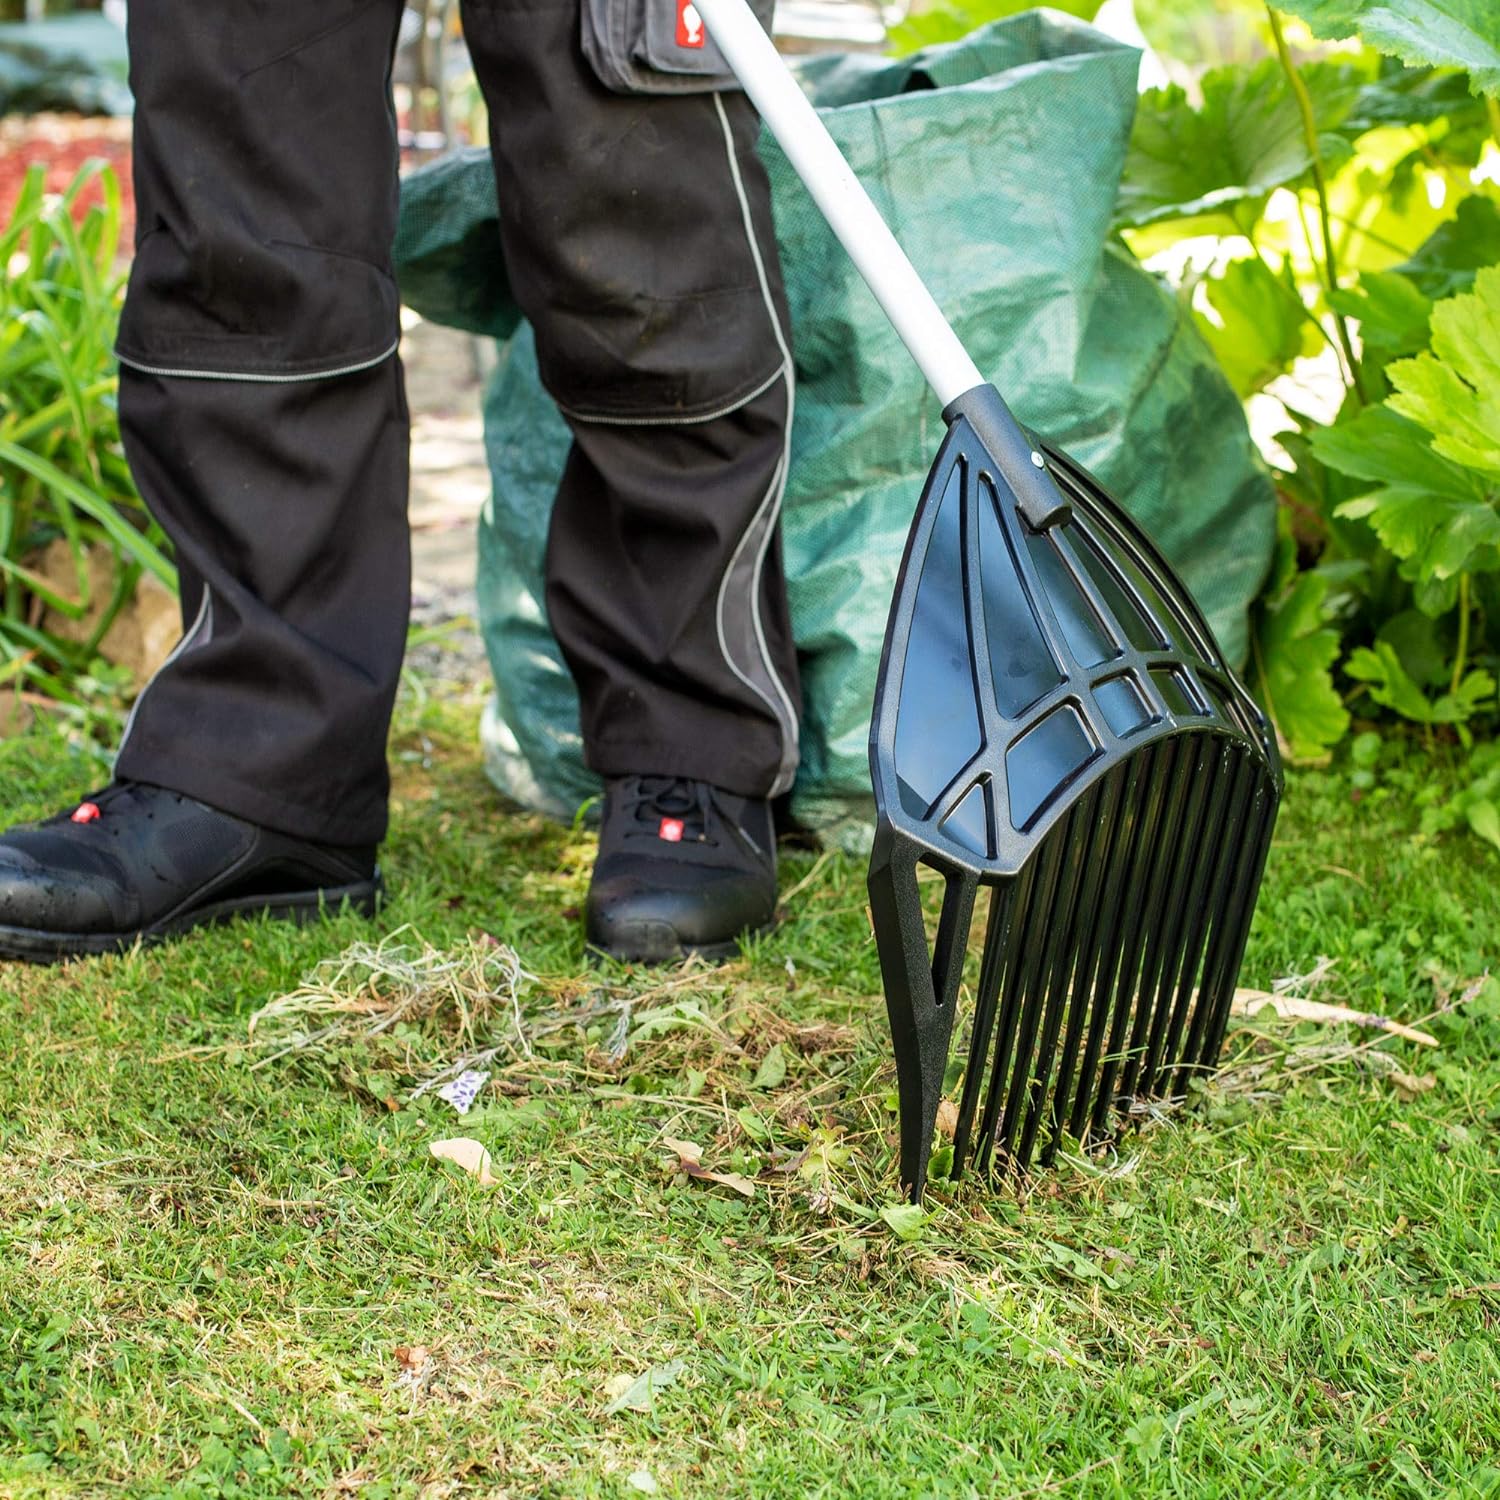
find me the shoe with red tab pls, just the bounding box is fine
[0,781,380,963]
[585,775,777,963]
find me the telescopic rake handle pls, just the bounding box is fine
[692,0,1070,529]
[695,0,979,404]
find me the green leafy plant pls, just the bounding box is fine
[1111,0,1497,746]
[1273,0,1500,98]
[1417,737,1500,848]
[0,161,175,726]
[1312,266,1500,740]
[1096,0,1500,849]
[1115,55,1366,233]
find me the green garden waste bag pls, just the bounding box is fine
[394,10,1275,848]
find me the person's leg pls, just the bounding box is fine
[460,0,800,796]
[113,365,410,846]
[461,0,801,957]
[0,0,409,962]
[546,376,799,800]
[112,0,412,845]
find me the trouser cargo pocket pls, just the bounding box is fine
[580,0,775,95]
[462,0,789,421]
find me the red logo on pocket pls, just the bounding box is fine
[677,0,705,48]
[658,817,686,843]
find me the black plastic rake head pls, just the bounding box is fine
[867,387,1282,1202]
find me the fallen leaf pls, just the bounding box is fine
[429,1137,497,1186]
[935,1099,959,1139]
[1232,988,1437,1046]
[686,1164,757,1197]
[661,1135,702,1164]
[763,1145,811,1176]
[1389,1070,1436,1099]
[627,1470,659,1494]
[879,1202,926,1241]
[661,1137,756,1198]
[603,1358,687,1415]
[752,1043,787,1090]
[394,1345,430,1373]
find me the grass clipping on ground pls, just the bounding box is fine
[239,923,1479,1229]
[245,925,537,1091]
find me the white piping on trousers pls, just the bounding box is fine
[116,584,214,760]
[557,362,785,428]
[712,90,800,797]
[114,338,400,384]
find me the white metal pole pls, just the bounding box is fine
[692,0,984,408]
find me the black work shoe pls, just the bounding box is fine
[585,775,777,963]
[0,780,381,964]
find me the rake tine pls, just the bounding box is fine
[1011,778,1118,1169]
[1111,737,1205,1115]
[1088,739,1183,1140]
[996,796,1099,1163]
[1191,783,1278,1072]
[986,810,1083,1175]
[951,881,1018,1179]
[974,819,1071,1179]
[1170,750,1259,1091]
[1067,748,1159,1144]
[1118,737,1214,1105]
[932,870,980,1013]
[1148,748,1249,1102]
[1040,761,1132,1164]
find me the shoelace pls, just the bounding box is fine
[621,775,718,846]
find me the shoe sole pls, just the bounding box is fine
[585,915,775,967]
[0,876,383,965]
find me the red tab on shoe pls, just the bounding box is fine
[71,801,102,824]
[657,817,685,843]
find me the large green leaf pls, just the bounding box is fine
[1254,571,1351,760]
[1396,194,1500,301]
[1328,270,1432,395]
[1273,1,1500,96]
[1386,264,1500,476]
[1346,639,1495,726]
[1327,271,1432,361]
[1376,608,1451,687]
[1347,56,1493,128]
[1313,405,1500,582]
[1115,58,1365,229]
[1196,256,1321,397]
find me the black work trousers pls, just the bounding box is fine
[112,0,801,847]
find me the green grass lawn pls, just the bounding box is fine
[2,686,1498,1499]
